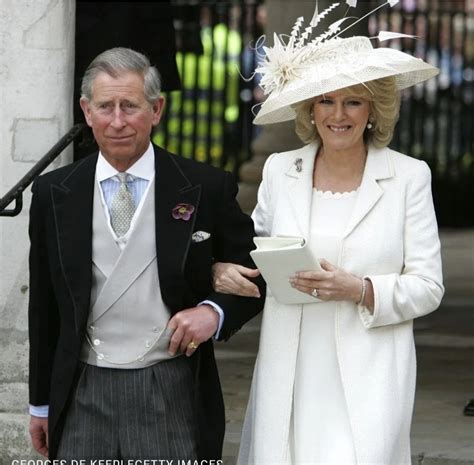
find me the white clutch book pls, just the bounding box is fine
[250,236,322,304]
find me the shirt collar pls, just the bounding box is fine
[96,142,155,182]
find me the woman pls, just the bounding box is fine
[213,3,444,464]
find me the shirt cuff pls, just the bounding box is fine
[200,300,224,340]
[29,404,49,417]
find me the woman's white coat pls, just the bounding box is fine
[238,142,444,465]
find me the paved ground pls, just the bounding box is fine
[215,229,474,465]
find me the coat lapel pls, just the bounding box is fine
[285,142,318,239]
[154,146,201,311]
[343,146,393,238]
[51,155,97,334]
[281,143,393,239]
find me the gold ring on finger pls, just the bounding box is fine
[187,341,199,350]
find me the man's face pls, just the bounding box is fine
[80,71,164,170]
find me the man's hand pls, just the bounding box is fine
[29,415,48,457]
[167,305,219,357]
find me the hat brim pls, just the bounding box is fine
[253,47,439,125]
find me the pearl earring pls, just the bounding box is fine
[367,122,373,129]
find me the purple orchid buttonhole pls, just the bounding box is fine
[172,203,195,221]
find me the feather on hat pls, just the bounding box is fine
[253,0,439,125]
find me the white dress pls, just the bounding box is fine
[289,188,358,465]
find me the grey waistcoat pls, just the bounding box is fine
[80,178,176,368]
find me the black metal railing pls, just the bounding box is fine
[0,124,86,217]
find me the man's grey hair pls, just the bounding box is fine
[81,47,162,104]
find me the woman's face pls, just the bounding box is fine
[312,90,370,153]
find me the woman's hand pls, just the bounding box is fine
[212,262,261,298]
[290,259,364,304]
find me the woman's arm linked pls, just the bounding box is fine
[212,161,443,326]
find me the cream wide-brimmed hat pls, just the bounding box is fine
[253,1,439,125]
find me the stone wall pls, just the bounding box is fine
[0,0,75,460]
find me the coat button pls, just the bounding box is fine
[93,339,101,346]
[97,353,104,360]
[145,340,151,348]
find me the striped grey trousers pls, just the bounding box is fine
[57,356,198,460]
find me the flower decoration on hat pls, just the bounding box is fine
[172,203,195,221]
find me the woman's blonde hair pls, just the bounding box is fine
[293,76,400,148]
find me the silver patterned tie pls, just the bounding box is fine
[110,172,135,237]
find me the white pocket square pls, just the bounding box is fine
[192,231,211,243]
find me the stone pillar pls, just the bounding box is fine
[0,0,75,459]
[237,0,315,212]
[237,0,372,212]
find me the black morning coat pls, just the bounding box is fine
[28,143,265,459]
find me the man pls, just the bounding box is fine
[28,47,263,461]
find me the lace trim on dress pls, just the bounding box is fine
[313,187,359,199]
